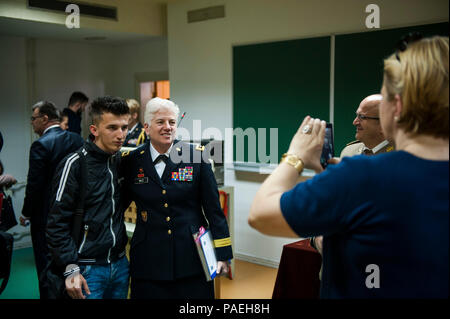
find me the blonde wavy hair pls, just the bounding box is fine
[126,99,141,116]
[383,36,449,138]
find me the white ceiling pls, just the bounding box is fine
[0,15,165,45]
[0,0,175,45]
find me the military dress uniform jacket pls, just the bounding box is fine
[120,141,233,281]
[123,122,148,147]
[340,140,394,158]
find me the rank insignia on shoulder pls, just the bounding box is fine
[140,150,145,154]
[195,145,205,151]
[346,140,361,146]
[121,150,130,157]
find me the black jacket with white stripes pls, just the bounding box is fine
[46,138,128,270]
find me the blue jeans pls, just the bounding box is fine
[79,256,130,299]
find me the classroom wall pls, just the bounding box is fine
[34,39,117,138]
[0,36,30,247]
[167,0,449,266]
[0,35,168,248]
[111,38,169,99]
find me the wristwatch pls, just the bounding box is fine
[280,153,304,174]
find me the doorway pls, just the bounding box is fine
[138,80,170,122]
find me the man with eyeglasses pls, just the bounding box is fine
[311,94,394,267]
[20,101,83,298]
[340,94,394,157]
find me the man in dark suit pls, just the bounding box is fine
[121,97,233,299]
[20,101,84,299]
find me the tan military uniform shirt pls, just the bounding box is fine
[340,140,394,158]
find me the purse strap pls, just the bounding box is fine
[71,150,87,248]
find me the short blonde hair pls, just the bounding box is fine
[383,36,449,138]
[144,97,180,126]
[126,99,140,115]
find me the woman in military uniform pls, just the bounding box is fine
[120,97,232,299]
[123,99,148,147]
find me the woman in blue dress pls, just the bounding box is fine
[249,35,449,298]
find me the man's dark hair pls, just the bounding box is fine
[32,101,61,122]
[68,91,89,106]
[89,96,130,125]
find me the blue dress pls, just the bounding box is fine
[280,151,449,298]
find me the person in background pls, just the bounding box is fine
[20,101,84,299]
[62,91,89,135]
[121,97,233,299]
[340,94,394,157]
[0,131,17,189]
[0,164,16,189]
[60,113,69,131]
[47,96,130,299]
[311,94,394,257]
[123,99,148,147]
[248,35,449,298]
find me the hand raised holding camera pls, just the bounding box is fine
[287,116,326,173]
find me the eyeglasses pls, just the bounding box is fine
[30,115,44,121]
[395,32,423,62]
[355,113,379,121]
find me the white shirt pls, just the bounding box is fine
[362,140,390,154]
[149,142,172,178]
[43,124,60,135]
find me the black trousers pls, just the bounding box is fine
[30,220,49,299]
[131,274,214,299]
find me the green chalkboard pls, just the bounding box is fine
[232,22,448,164]
[334,22,449,154]
[233,36,331,164]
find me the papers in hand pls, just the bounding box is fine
[193,226,218,281]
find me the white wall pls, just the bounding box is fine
[0,35,31,248]
[111,38,169,99]
[167,0,449,266]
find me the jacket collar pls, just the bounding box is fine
[84,136,119,162]
[139,139,184,187]
[149,141,173,162]
[42,125,61,136]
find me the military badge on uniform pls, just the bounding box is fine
[171,166,193,181]
[134,168,149,184]
[141,211,148,222]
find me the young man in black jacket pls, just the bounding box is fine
[47,96,130,299]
